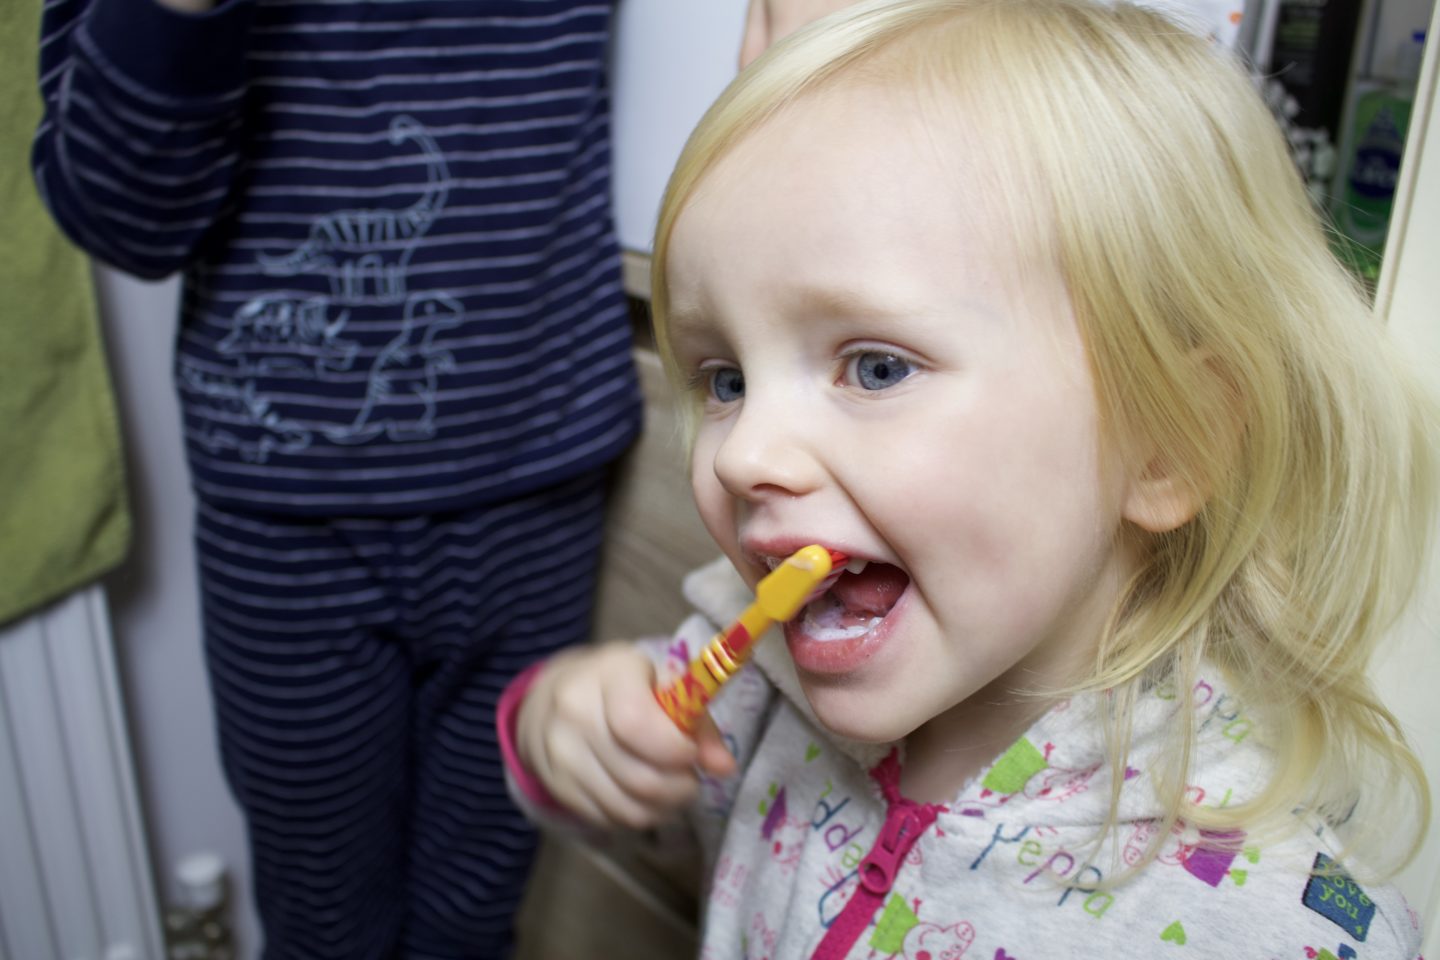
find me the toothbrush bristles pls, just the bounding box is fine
[801,549,849,607]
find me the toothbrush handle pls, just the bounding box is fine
[655,604,770,733]
[653,545,841,735]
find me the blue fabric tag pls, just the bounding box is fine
[1302,853,1375,941]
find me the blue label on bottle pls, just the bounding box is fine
[1349,146,1400,200]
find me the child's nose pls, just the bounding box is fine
[710,398,823,501]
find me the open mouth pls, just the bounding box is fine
[799,559,910,640]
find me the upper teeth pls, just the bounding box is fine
[762,554,868,574]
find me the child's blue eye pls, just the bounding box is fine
[850,351,914,391]
[709,367,745,402]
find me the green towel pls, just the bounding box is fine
[0,0,131,625]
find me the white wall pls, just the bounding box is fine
[610,0,749,253]
[1365,0,1432,76]
[92,267,260,955]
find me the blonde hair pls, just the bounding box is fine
[650,0,1436,873]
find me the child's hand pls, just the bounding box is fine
[515,641,737,829]
[740,0,867,67]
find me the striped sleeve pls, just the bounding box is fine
[31,0,256,278]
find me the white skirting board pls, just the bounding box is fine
[0,585,164,960]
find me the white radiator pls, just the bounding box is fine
[0,585,164,960]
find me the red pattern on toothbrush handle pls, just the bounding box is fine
[657,547,844,733]
[712,619,757,672]
[655,622,755,732]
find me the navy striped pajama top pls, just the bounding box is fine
[33,0,642,515]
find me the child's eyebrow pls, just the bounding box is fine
[665,282,996,344]
[791,285,907,324]
[664,287,898,344]
[792,283,990,335]
[664,304,713,344]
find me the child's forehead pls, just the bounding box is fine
[662,93,1066,351]
[677,110,959,261]
[670,78,1045,284]
[721,76,932,168]
[685,80,972,229]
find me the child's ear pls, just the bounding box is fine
[1122,458,1204,534]
[1121,352,1243,535]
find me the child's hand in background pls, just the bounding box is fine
[515,641,737,829]
[740,0,868,67]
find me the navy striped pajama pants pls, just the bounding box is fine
[195,471,611,960]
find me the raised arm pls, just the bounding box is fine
[739,0,871,67]
[31,0,255,278]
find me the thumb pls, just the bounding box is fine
[692,712,738,778]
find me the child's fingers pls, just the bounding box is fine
[568,762,656,829]
[529,730,651,828]
[535,703,699,823]
[692,712,738,779]
[591,734,703,811]
[604,684,702,770]
[597,671,735,781]
[738,0,768,68]
[547,776,614,828]
[565,744,696,830]
[518,642,725,827]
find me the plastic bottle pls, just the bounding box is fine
[1331,31,1426,282]
[165,852,235,960]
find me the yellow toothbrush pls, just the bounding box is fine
[655,544,846,733]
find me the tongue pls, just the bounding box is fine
[830,564,908,618]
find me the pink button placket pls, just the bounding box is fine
[810,750,947,960]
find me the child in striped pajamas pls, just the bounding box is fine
[30,0,611,957]
[33,0,638,955]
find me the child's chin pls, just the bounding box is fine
[805,692,911,746]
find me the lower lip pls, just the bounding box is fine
[783,592,906,676]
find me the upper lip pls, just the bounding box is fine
[741,538,872,572]
[744,538,840,564]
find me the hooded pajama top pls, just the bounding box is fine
[501,558,1426,960]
